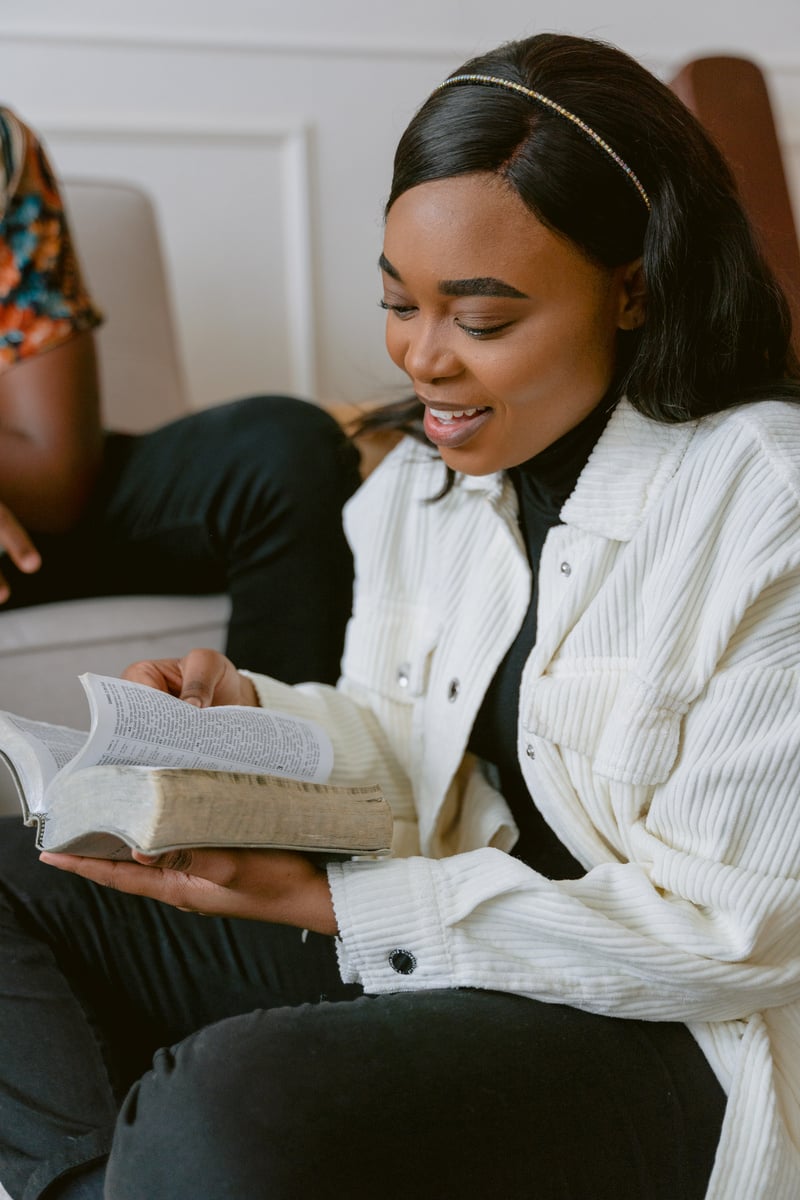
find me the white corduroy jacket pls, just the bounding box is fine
[248,398,800,1199]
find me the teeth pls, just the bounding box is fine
[430,407,481,422]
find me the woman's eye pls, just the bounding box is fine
[378,300,511,336]
[457,320,513,339]
[379,299,416,318]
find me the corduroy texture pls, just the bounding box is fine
[249,398,800,1199]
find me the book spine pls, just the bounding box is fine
[32,813,46,850]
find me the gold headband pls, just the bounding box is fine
[434,73,651,212]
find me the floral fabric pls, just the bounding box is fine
[0,107,102,372]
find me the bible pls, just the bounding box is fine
[0,673,392,860]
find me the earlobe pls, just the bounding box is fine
[618,257,646,330]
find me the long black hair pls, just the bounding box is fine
[360,32,799,444]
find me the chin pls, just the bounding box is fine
[438,446,506,476]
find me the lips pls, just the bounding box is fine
[421,403,492,450]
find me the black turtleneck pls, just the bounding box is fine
[467,400,613,878]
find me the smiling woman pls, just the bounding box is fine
[379,173,644,470]
[1,30,800,1200]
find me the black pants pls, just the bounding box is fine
[0,821,726,1200]
[1,395,362,683]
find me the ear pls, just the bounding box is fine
[616,257,646,330]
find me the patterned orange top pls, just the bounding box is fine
[0,106,102,372]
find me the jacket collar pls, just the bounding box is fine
[561,400,697,541]
[454,399,697,541]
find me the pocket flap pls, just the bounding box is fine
[342,601,441,701]
[522,670,685,785]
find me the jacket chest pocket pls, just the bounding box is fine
[342,601,441,703]
[521,668,687,786]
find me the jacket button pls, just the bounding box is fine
[560,561,572,576]
[526,743,535,760]
[389,949,417,975]
[447,678,460,702]
[396,663,410,688]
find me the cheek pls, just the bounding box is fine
[505,319,614,396]
[476,346,545,404]
[385,323,407,372]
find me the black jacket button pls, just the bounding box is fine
[389,949,417,975]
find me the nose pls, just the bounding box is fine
[400,317,461,386]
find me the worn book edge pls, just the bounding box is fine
[15,762,392,860]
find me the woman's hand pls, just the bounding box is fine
[39,846,339,935]
[0,501,41,603]
[123,648,259,708]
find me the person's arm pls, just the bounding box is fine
[51,604,800,1006]
[50,576,800,1019]
[0,329,104,533]
[324,564,800,1022]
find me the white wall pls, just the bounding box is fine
[1,1,798,411]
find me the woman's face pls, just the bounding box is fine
[381,172,643,475]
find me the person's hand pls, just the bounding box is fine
[0,501,41,603]
[39,846,339,935]
[123,647,259,708]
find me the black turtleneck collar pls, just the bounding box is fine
[467,395,616,879]
[508,397,615,525]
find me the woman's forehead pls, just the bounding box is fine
[383,176,603,293]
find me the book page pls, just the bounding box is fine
[0,714,87,814]
[63,674,333,783]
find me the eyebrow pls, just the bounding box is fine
[379,253,529,300]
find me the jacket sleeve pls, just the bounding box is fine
[327,562,800,1023]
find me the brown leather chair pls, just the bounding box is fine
[670,55,800,353]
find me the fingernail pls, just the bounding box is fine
[21,553,41,572]
[182,696,203,708]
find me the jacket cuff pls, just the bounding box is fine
[327,857,453,992]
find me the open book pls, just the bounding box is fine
[0,673,391,860]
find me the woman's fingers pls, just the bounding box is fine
[122,649,255,707]
[176,648,237,708]
[121,657,185,695]
[40,851,224,910]
[40,846,337,933]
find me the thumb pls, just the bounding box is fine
[177,647,229,708]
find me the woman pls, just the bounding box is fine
[0,105,360,683]
[2,31,799,1200]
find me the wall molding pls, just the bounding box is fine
[4,23,800,145]
[0,23,474,61]
[41,116,318,397]
[4,22,799,75]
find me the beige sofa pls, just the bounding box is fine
[0,180,228,813]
